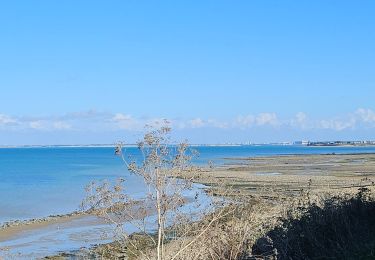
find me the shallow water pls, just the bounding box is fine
[0,183,211,259]
[0,216,112,259]
[255,172,282,176]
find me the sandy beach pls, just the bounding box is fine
[0,213,112,259]
[0,212,90,242]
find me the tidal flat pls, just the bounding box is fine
[192,153,375,199]
[1,153,375,258]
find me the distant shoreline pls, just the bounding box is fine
[0,144,120,149]
[1,143,375,149]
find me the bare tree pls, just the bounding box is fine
[83,122,218,259]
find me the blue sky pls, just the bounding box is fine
[1,1,375,144]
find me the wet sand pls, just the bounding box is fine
[194,153,375,198]
[0,213,91,242]
[0,214,112,259]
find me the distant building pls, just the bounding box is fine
[307,140,375,146]
[293,140,310,146]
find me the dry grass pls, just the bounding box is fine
[49,187,375,260]
[253,187,375,259]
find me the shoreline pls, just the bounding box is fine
[0,211,90,242]
[2,144,375,149]
[220,151,375,160]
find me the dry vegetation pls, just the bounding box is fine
[254,187,375,259]
[80,124,237,260]
[49,129,375,260]
[72,186,375,260]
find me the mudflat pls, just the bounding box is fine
[193,153,375,198]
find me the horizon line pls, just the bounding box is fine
[1,140,375,148]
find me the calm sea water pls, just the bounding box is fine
[1,145,375,223]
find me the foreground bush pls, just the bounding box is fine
[253,187,375,259]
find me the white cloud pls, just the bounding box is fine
[235,115,255,128]
[113,113,132,121]
[29,121,45,130]
[356,108,375,123]
[235,113,279,128]
[289,112,309,129]
[0,114,17,125]
[111,113,167,130]
[295,112,307,123]
[28,120,72,131]
[312,109,375,131]
[189,118,205,128]
[1,108,375,133]
[53,121,72,130]
[255,113,279,126]
[207,119,229,129]
[318,119,356,131]
[112,113,141,130]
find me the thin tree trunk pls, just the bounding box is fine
[156,168,163,260]
[157,200,162,260]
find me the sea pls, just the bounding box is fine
[1,145,375,258]
[0,145,375,223]
[1,145,375,224]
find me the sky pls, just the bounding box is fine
[0,1,375,145]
